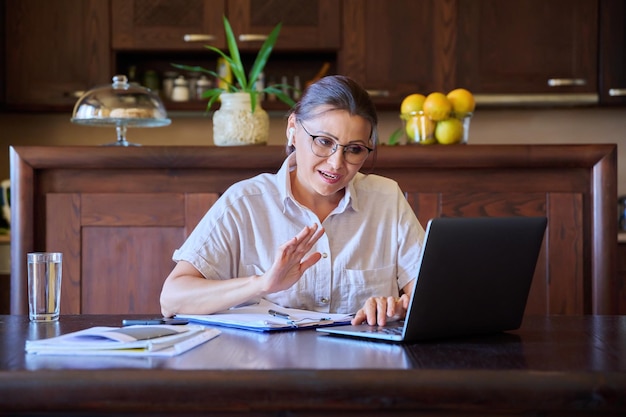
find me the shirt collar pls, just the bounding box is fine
[277,153,360,214]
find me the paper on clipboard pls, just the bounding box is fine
[176,299,354,332]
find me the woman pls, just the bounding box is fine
[160,75,425,325]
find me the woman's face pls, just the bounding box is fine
[288,108,372,202]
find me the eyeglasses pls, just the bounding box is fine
[299,121,373,165]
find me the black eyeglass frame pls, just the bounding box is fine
[298,120,373,165]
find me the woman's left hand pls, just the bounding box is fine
[351,293,411,326]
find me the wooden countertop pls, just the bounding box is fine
[1,314,625,416]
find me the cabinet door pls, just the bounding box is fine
[599,0,626,105]
[455,0,598,95]
[227,0,340,51]
[5,0,111,110]
[47,192,217,315]
[340,0,448,106]
[111,0,226,50]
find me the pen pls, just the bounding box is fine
[268,309,294,321]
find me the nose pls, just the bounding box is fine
[326,146,346,167]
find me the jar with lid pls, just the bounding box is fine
[195,76,212,101]
[171,75,190,102]
[162,71,178,100]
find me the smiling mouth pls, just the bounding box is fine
[319,170,340,182]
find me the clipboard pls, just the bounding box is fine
[176,299,354,332]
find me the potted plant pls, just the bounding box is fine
[173,15,296,146]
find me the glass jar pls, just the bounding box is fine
[171,75,190,102]
[212,93,269,146]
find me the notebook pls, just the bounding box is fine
[317,216,547,342]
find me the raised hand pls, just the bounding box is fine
[258,224,325,295]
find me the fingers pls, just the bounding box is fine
[351,296,406,326]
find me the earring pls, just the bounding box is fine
[288,128,295,147]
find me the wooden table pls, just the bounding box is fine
[0,314,625,416]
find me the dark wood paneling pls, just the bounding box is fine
[5,0,111,110]
[9,144,618,315]
[46,194,81,314]
[81,226,180,314]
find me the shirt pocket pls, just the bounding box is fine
[343,264,399,310]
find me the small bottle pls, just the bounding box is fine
[171,75,190,102]
[195,75,212,100]
[256,71,265,102]
[162,71,178,100]
[293,75,302,100]
[267,76,277,101]
[281,75,289,98]
[187,73,199,101]
[143,70,160,93]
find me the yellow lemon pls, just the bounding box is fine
[434,118,464,145]
[446,88,475,118]
[400,93,426,115]
[405,114,436,144]
[405,115,420,141]
[423,92,452,121]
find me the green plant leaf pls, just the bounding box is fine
[205,89,223,112]
[171,15,296,112]
[171,63,214,76]
[222,16,247,90]
[387,128,403,146]
[247,22,282,91]
[249,91,258,112]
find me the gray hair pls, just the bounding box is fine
[287,75,378,154]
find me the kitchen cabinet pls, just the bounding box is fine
[227,0,340,51]
[455,0,598,97]
[4,0,111,111]
[599,0,626,105]
[340,0,602,109]
[339,0,448,106]
[111,0,226,50]
[9,145,619,316]
[111,0,339,111]
[111,0,339,51]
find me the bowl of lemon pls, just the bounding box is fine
[400,88,475,145]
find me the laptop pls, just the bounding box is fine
[317,216,547,342]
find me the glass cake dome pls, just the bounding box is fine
[71,75,171,146]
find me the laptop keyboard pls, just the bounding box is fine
[364,326,403,335]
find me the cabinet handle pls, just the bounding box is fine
[183,34,216,43]
[366,90,390,97]
[65,90,85,99]
[609,88,626,97]
[238,34,268,42]
[547,78,587,87]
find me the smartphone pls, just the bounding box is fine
[121,318,189,326]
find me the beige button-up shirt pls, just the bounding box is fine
[173,153,425,314]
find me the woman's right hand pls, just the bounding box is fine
[257,224,325,295]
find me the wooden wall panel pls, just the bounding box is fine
[547,192,585,314]
[185,193,220,235]
[42,192,218,314]
[81,226,181,314]
[46,194,81,314]
[81,194,185,226]
[10,145,618,315]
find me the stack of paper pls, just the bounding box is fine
[25,324,220,357]
[177,299,354,332]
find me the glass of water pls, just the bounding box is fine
[27,252,63,322]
